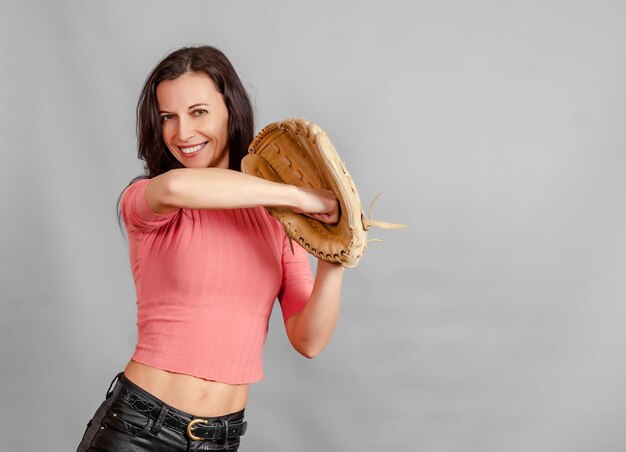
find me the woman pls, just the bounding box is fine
[77,46,345,451]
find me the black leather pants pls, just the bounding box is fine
[76,373,247,451]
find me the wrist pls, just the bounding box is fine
[316,258,346,273]
[286,184,304,211]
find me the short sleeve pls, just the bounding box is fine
[120,178,179,232]
[278,234,314,320]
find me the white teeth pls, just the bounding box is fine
[180,142,206,154]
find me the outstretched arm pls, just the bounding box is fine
[284,260,346,358]
[146,167,344,357]
[145,167,338,219]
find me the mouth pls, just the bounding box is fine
[178,142,207,156]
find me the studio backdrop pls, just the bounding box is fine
[1,1,625,451]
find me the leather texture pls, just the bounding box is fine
[242,118,405,268]
[76,373,246,451]
[116,385,247,440]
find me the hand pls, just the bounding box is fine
[292,186,340,224]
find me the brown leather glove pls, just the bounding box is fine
[242,118,404,268]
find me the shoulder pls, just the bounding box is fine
[120,177,150,201]
[120,177,179,232]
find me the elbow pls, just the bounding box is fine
[285,315,334,359]
[157,169,186,209]
[161,170,183,202]
[295,343,325,359]
[300,349,319,360]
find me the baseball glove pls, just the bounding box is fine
[241,118,405,268]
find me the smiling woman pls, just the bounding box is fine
[75,46,345,452]
[157,73,231,169]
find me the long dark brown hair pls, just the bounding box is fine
[117,46,254,231]
[138,45,254,175]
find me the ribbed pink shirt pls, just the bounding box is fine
[120,178,314,384]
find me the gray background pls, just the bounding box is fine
[1,1,625,451]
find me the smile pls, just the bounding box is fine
[179,142,207,155]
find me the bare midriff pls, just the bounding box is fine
[123,360,249,417]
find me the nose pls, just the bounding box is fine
[176,116,194,141]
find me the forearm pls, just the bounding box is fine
[285,260,345,358]
[150,168,301,212]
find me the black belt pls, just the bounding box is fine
[113,383,247,441]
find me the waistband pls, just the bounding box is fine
[107,372,247,441]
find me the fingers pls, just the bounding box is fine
[304,207,339,225]
[310,191,339,223]
[294,186,339,220]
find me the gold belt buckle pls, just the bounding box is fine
[187,418,209,441]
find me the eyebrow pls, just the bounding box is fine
[159,103,211,114]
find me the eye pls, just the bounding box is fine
[160,114,175,122]
[192,109,208,116]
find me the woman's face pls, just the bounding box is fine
[156,71,230,169]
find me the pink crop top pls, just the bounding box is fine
[120,178,314,384]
